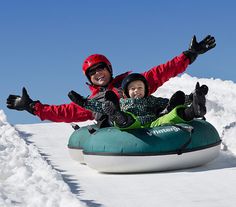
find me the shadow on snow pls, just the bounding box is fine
[16,129,103,207]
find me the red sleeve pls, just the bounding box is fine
[33,102,94,123]
[142,53,190,94]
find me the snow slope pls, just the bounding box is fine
[1,74,236,207]
[0,111,83,207]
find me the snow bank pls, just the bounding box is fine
[0,110,82,207]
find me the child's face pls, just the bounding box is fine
[89,66,112,86]
[127,80,145,98]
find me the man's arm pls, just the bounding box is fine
[33,102,94,123]
[142,35,216,94]
[6,87,94,123]
[142,53,190,94]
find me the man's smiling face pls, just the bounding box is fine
[89,65,112,87]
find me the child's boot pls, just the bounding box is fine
[166,90,186,112]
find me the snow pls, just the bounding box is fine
[0,111,83,207]
[1,74,236,207]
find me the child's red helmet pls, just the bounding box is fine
[82,54,112,75]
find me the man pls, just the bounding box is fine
[6,35,216,125]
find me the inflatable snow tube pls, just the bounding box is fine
[68,125,98,163]
[68,119,221,173]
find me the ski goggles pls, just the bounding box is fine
[87,63,108,77]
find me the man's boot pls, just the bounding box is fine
[179,82,208,121]
[192,82,208,117]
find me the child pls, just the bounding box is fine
[69,73,208,130]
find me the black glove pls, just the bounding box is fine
[184,35,216,64]
[6,87,36,115]
[104,90,120,110]
[68,90,87,107]
[102,101,117,115]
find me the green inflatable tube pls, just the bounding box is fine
[68,119,221,173]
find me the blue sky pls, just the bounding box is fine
[1,0,236,124]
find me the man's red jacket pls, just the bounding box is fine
[34,53,190,122]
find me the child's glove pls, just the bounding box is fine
[6,87,37,115]
[102,101,116,115]
[68,90,87,107]
[184,35,216,64]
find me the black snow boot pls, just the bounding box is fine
[166,90,186,112]
[191,82,208,117]
[179,82,208,121]
[185,83,208,105]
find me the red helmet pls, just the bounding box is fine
[82,54,112,75]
